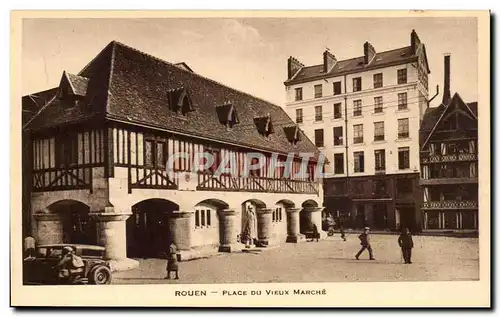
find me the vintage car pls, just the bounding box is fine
[23,244,112,285]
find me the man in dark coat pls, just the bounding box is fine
[355,227,375,260]
[398,227,414,264]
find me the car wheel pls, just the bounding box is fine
[89,266,112,285]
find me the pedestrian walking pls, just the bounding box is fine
[336,216,346,242]
[355,227,375,260]
[398,227,414,264]
[165,240,180,280]
[311,223,320,242]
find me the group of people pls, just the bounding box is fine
[323,211,415,264]
[355,226,415,264]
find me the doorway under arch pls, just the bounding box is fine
[126,199,179,259]
[240,199,266,245]
[47,199,96,245]
[273,199,293,243]
[299,200,319,234]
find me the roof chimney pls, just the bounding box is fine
[287,56,304,80]
[411,29,421,54]
[442,53,451,105]
[363,42,376,64]
[323,50,337,73]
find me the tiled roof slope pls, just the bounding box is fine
[23,42,115,129]
[419,93,478,148]
[66,73,89,96]
[285,46,416,86]
[21,88,58,127]
[23,41,321,158]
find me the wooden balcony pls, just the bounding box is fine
[420,177,478,186]
[196,172,319,194]
[421,200,478,210]
[32,166,93,192]
[128,166,179,192]
[421,153,477,164]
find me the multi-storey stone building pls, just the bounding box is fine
[419,54,478,233]
[22,41,324,270]
[284,30,431,232]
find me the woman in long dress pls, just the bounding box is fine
[241,205,257,248]
[165,239,179,280]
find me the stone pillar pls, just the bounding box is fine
[286,208,304,243]
[33,213,63,245]
[90,208,139,272]
[168,210,194,253]
[218,209,239,252]
[256,208,273,247]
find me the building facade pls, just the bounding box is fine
[284,30,431,232]
[419,55,478,233]
[22,41,324,271]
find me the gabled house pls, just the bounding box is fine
[419,54,478,232]
[22,41,325,270]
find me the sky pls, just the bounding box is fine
[22,17,478,108]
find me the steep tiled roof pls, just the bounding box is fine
[467,102,478,117]
[419,105,444,148]
[23,41,321,158]
[66,73,89,96]
[419,94,478,148]
[286,46,415,85]
[21,88,58,126]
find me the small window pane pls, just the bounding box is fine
[200,210,206,226]
[145,140,153,167]
[157,142,165,168]
[195,210,200,227]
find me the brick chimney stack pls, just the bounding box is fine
[287,56,304,80]
[323,50,337,73]
[363,42,376,64]
[442,53,451,105]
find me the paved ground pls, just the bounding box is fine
[112,234,479,284]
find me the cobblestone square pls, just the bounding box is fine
[113,234,479,284]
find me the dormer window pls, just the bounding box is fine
[254,113,274,137]
[167,87,193,115]
[216,102,239,129]
[58,71,88,109]
[283,125,301,145]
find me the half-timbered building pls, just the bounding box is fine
[22,41,324,270]
[419,54,478,233]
